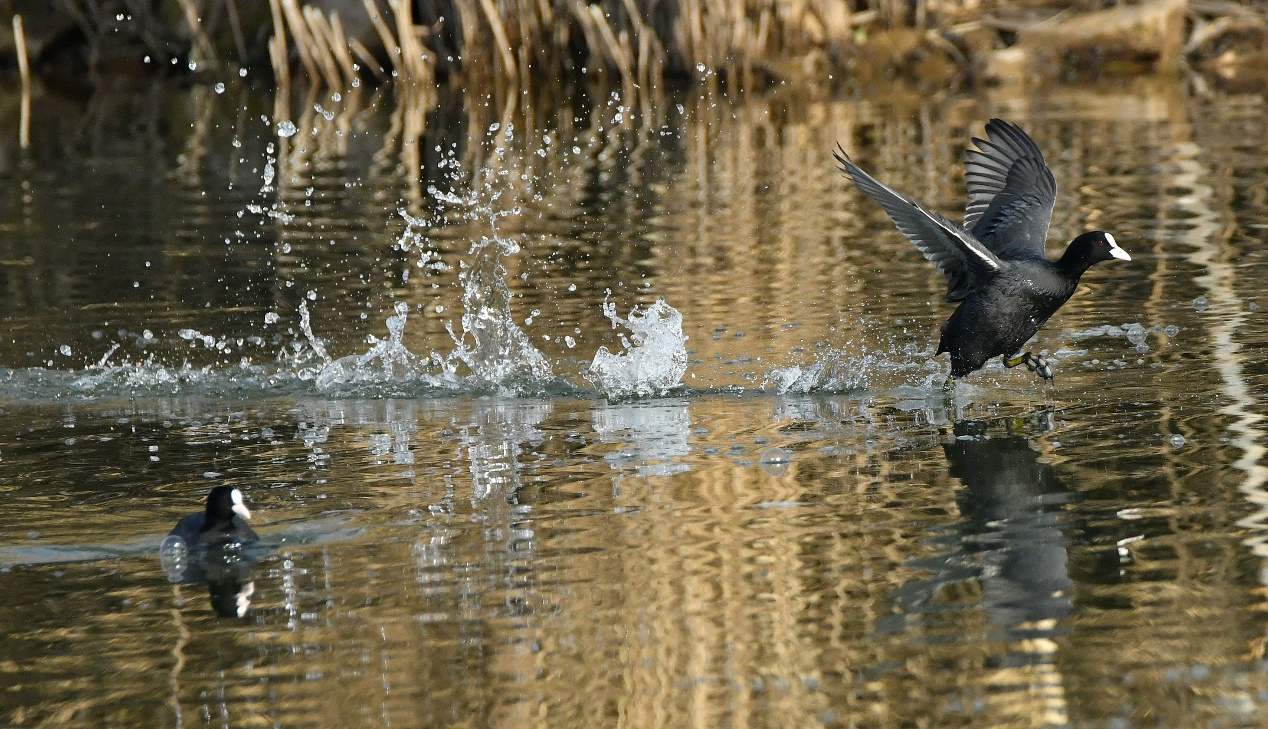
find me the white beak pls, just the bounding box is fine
[230,488,252,521]
[1106,233,1131,261]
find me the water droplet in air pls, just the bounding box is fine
[1169,434,1187,448]
[264,312,280,325]
[59,345,72,356]
[277,120,298,138]
[213,82,225,94]
[696,62,706,73]
[1191,296,1209,312]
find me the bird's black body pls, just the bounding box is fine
[834,119,1130,382]
[170,486,258,546]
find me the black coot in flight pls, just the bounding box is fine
[169,486,259,546]
[834,119,1130,383]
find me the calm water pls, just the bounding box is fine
[2,75,1268,727]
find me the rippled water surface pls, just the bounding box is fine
[2,77,1268,727]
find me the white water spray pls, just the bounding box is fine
[586,296,688,399]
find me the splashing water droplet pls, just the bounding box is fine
[276,120,298,138]
[586,296,689,399]
[450,237,554,390]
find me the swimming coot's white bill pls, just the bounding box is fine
[834,118,1131,383]
[168,486,259,547]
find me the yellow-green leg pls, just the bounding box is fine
[1003,352,1054,382]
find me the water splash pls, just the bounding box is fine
[159,535,189,581]
[766,347,876,394]
[316,302,453,392]
[586,296,688,399]
[449,236,554,391]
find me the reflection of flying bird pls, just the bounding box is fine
[169,486,259,546]
[943,421,1074,631]
[834,119,1130,383]
[881,419,1074,649]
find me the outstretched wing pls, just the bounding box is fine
[834,144,1003,302]
[963,118,1057,258]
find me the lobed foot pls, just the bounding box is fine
[1002,352,1054,382]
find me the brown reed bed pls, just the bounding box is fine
[7,1,1268,100]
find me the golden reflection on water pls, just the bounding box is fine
[0,74,1267,727]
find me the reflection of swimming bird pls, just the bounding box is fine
[169,486,259,546]
[834,119,1131,382]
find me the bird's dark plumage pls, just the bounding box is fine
[834,119,1130,382]
[169,486,258,546]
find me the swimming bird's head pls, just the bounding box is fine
[207,486,252,522]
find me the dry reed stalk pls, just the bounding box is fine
[391,0,432,82]
[325,13,361,88]
[478,0,520,78]
[13,14,30,150]
[176,0,217,67]
[280,0,321,81]
[268,0,291,88]
[301,6,345,87]
[269,35,290,89]
[451,0,480,72]
[588,6,635,95]
[349,38,388,80]
[224,0,249,63]
[362,0,405,78]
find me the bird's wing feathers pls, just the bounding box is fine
[834,144,1003,302]
[963,119,1057,257]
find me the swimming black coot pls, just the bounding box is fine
[834,119,1131,383]
[169,486,259,546]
